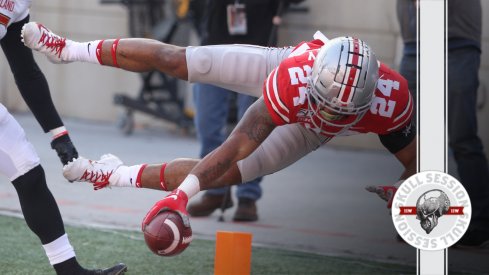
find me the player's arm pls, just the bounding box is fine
[378,120,416,180]
[141,98,276,227]
[189,97,276,190]
[366,121,416,208]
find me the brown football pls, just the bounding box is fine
[143,210,192,256]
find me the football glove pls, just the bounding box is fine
[365,180,403,209]
[142,189,190,231]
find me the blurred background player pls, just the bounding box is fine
[0,103,127,274]
[369,0,489,247]
[446,0,489,247]
[398,0,489,247]
[1,0,78,166]
[186,0,288,222]
[1,1,126,274]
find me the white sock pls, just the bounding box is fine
[111,164,144,187]
[178,174,201,199]
[42,234,76,265]
[63,40,101,64]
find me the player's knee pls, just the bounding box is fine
[12,165,46,192]
[155,46,186,75]
[188,47,213,75]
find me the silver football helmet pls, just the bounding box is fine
[307,37,379,135]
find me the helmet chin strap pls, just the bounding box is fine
[310,110,368,136]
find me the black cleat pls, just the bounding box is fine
[86,263,128,275]
[51,135,79,165]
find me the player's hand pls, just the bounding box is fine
[365,185,398,209]
[142,189,190,231]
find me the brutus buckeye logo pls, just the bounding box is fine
[392,171,471,250]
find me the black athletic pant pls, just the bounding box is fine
[1,15,64,133]
[12,165,65,244]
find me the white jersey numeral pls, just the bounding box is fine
[288,67,308,85]
[288,65,312,107]
[370,79,399,118]
[293,87,308,106]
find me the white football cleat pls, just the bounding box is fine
[63,154,123,190]
[21,22,71,64]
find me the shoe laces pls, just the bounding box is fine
[37,23,66,58]
[80,167,113,190]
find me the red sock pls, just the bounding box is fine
[95,40,104,65]
[111,39,121,68]
[160,163,168,191]
[135,164,148,188]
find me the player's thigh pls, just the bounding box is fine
[0,104,40,181]
[186,45,292,97]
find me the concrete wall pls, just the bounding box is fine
[1,0,488,155]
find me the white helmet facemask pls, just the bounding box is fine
[306,37,379,135]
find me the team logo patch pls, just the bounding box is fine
[0,13,10,26]
[391,171,471,250]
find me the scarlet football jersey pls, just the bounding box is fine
[263,39,413,138]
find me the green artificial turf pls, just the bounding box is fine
[0,214,421,274]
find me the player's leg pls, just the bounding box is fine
[1,16,78,165]
[62,153,242,191]
[22,22,292,98]
[0,104,126,274]
[448,47,489,246]
[21,22,188,79]
[64,123,320,193]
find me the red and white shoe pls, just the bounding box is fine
[21,22,71,64]
[365,180,403,209]
[63,154,123,190]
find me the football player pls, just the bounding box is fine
[1,3,126,274]
[0,103,127,274]
[22,22,416,233]
[1,0,78,165]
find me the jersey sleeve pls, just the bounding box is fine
[387,80,414,133]
[377,64,414,134]
[288,39,324,57]
[263,67,291,126]
[378,120,416,154]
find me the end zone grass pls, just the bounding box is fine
[0,215,418,274]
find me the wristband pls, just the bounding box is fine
[178,174,200,199]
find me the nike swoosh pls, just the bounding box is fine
[167,195,178,200]
[87,42,91,55]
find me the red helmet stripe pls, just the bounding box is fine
[338,38,362,103]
